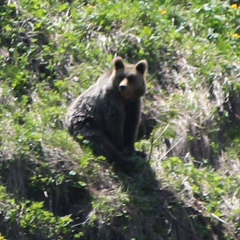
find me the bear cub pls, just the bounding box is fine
[66,57,148,167]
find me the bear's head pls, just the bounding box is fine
[112,57,148,101]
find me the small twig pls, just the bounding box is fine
[159,138,183,161]
[147,133,154,162]
[148,124,169,162]
[211,213,229,225]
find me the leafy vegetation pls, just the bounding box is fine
[0,0,239,239]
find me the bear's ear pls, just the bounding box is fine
[136,60,148,75]
[113,57,125,71]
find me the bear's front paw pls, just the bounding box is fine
[134,150,147,159]
[115,157,135,166]
[112,156,137,173]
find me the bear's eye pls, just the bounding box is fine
[118,74,126,81]
[127,75,136,82]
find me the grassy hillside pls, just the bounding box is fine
[0,0,239,239]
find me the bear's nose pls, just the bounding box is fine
[119,85,127,92]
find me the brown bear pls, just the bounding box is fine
[66,57,148,167]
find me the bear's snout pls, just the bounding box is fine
[119,78,128,92]
[119,85,127,92]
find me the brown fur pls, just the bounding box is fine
[66,57,148,166]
